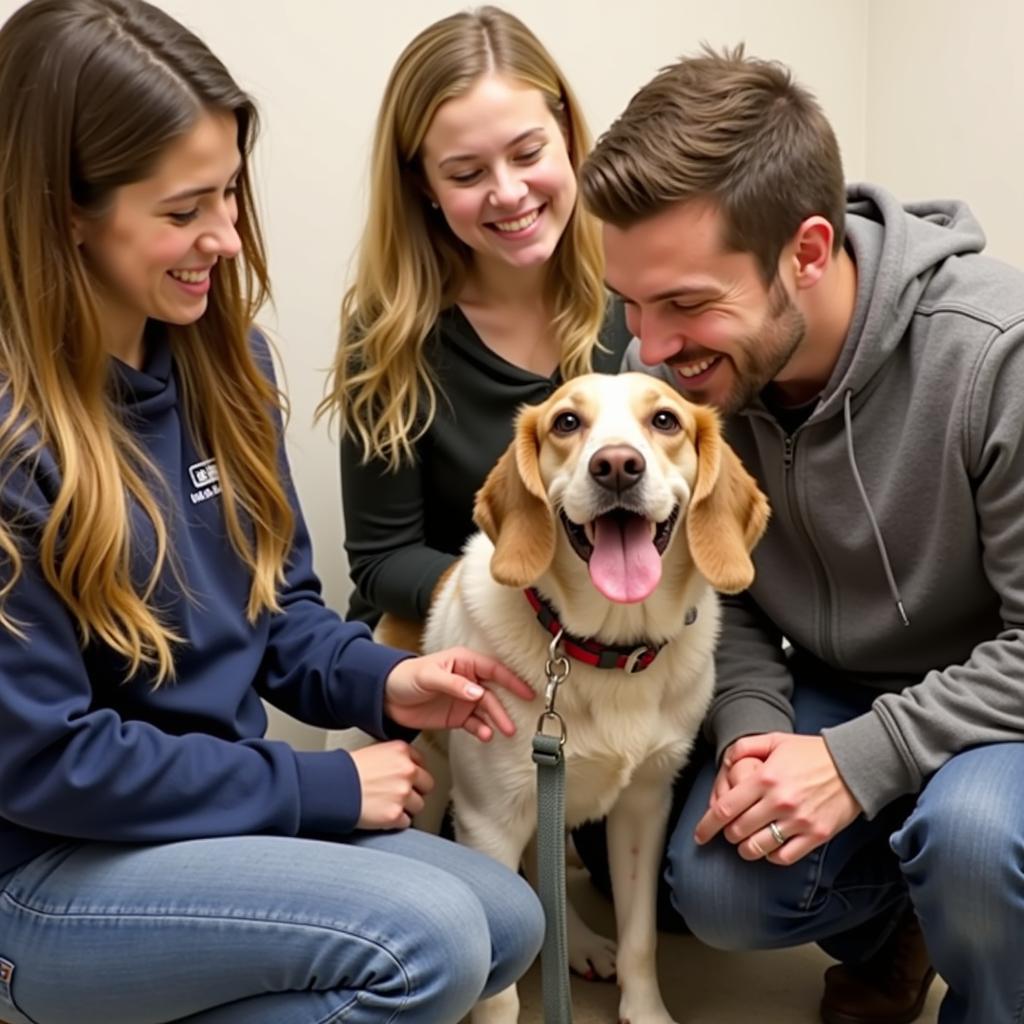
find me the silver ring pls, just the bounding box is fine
[768,821,786,847]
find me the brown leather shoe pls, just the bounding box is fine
[820,909,937,1024]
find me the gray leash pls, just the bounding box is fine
[531,629,573,1024]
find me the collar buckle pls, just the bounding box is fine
[623,646,652,674]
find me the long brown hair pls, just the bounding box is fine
[318,6,607,471]
[0,0,293,682]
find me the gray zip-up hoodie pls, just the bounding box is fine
[626,183,1024,817]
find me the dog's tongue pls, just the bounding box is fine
[588,513,662,603]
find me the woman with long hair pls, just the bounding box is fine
[0,2,542,1021]
[320,7,629,629]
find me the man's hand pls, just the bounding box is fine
[350,740,433,830]
[384,647,535,741]
[695,733,862,864]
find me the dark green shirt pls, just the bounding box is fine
[342,302,631,625]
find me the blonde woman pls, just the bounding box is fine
[322,6,629,628]
[0,2,544,1022]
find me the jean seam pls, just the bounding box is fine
[4,889,395,938]
[3,891,413,1023]
[318,992,389,1024]
[797,838,830,913]
[327,991,405,1024]
[828,881,902,900]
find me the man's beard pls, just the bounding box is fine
[719,275,806,415]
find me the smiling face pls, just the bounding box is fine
[604,199,807,415]
[73,110,243,365]
[419,73,577,278]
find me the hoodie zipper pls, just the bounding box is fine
[780,428,836,662]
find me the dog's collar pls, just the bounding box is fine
[523,587,696,674]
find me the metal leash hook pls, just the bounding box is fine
[538,627,570,747]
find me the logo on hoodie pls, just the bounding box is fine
[188,458,222,505]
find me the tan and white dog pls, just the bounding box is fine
[419,372,768,1024]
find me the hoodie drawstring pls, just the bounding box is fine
[842,389,911,627]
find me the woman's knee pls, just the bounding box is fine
[377,858,539,1012]
[352,828,543,1000]
[380,876,494,1019]
[479,871,544,996]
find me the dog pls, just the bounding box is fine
[415,372,769,1024]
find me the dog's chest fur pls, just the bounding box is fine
[425,534,720,829]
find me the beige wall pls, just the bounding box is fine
[865,0,1024,267]
[4,0,1016,747]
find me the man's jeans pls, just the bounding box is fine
[668,679,1024,1024]
[0,828,544,1024]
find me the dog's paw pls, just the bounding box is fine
[567,919,617,980]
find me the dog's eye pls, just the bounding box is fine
[652,410,681,433]
[553,411,581,434]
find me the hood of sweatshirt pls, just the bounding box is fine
[813,182,986,420]
[744,186,991,625]
[109,327,177,424]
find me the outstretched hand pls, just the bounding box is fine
[384,646,535,741]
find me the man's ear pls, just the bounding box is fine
[788,215,834,290]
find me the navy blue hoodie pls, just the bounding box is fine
[0,334,409,874]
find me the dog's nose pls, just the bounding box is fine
[589,445,646,492]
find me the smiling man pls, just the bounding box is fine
[575,45,1024,1024]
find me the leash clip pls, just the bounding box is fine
[537,628,569,746]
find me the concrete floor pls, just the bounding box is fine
[511,869,945,1024]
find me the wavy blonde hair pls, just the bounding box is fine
[319,6,607,470]
[0,0,293,683]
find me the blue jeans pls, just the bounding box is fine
[0,829,544,1024]
[667,679,1024,1024]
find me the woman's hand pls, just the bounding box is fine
[350,740,433,830]
[384,647,535,740]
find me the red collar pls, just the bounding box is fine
[524,587,695,674]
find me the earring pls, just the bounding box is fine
[430,200,439,210]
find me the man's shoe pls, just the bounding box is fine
[820,909,937,1024]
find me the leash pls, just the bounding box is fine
[532,628,573,1023]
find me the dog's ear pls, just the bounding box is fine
[473,404,556,586]
[686,404,770,593]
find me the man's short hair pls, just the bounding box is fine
[581,45,846,282]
